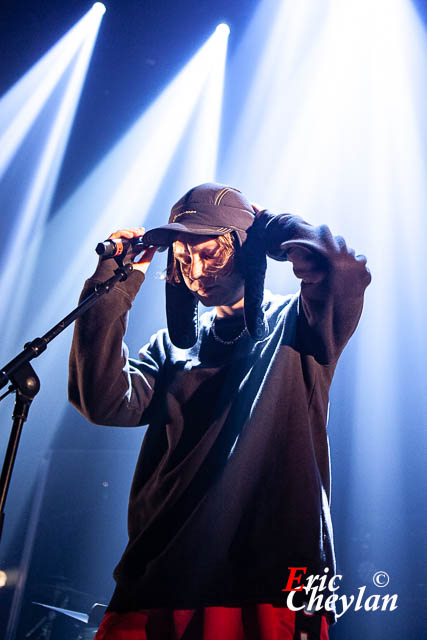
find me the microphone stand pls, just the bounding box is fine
[0,261,134,542]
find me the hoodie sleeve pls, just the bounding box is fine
[265,214,371,364]
[68,259,160,426]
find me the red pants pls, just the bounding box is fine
[94,605,329,640]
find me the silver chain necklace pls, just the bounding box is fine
[211,316,247,345]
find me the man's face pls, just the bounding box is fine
[173,235,244,307]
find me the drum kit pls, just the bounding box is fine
[24,581,107,640]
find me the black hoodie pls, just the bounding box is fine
[69,216,371,622]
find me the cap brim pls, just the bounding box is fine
[143,222,233,247]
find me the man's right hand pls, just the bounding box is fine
[108,227,158,274]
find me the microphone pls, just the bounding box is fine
[95,236,148,258]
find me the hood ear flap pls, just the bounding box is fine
[165,248,199,348]
[242,216,269,342]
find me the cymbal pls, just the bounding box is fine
[32,601,108,627]
[32,602,88,623]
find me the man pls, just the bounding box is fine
[69,183,371,639]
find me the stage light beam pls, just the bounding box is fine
[219,4,427,636]
[92,2,106,15]
[0,5,105,354]
[0,6,105,179]
[28,23,230,342]
[216,23,230,37]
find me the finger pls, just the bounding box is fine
[108,227,145,240]
[250,202,263,214]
